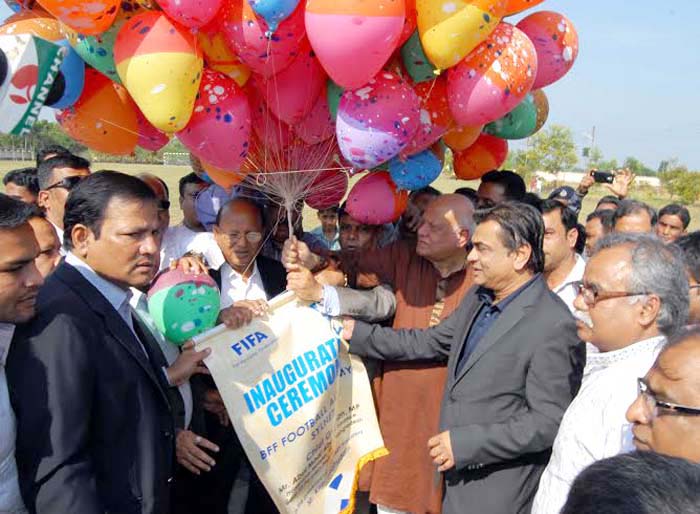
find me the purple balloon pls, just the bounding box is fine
[336,72,420,170]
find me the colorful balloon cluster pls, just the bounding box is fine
[0,0,579,224]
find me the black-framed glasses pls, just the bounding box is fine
[572,280,651,307]
[44,175,85,191]
[637,378,700,418]
[690,284,700,293]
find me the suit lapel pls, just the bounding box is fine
[450,276,545,389]
[55,265,170,406]
[447,292,485,385]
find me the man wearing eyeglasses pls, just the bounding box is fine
[36,153,91,254]
[532,233,689,514]
[626,327,700,463]
[676,231,700,327]
[197,197,285,514]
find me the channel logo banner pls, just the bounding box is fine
[194,292,387,514]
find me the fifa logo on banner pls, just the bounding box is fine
[231,331,270,356]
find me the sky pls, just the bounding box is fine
[2,1,699,169]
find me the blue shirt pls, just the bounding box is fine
[455,274,540,376]
[310,226,341,251]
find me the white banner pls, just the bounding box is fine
[194,292,387,514]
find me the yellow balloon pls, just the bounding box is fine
[417,0,507,70]
[114,12,203,133]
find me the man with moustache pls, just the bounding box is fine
[532,233,689,514]
[0,194,44,514]
[7,172,176,514]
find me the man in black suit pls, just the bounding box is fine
[343,202,585,514]
[7,172,178,514]
[190,197,285,514]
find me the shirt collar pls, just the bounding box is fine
[586,335,666,370]
[553,253,586,294]
[225,260,260,282]
[65,252,131,314]
[0,323,15,367]
[49,220,63,244]
[477,273,540,312]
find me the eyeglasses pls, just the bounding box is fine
[571,280,651,307]
[637,378,700,418]
[690,284,700,293]
[44,175,85,191]
[223,231,263,244]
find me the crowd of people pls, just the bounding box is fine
[0,146,698,514]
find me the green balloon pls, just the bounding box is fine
[327,79,344,119]
[401,31,436,83]
[148,282,220,345]
[69,29,121,84]
[484,93,538,140]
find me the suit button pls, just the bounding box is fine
[167,477,174,483]
[163,431,172,438]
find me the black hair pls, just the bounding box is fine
[562,451,700,514]
[214,197,266,228]
[574,223,586,254]
[37,154,91,190]
[474,201,544,273]
[178,172,207,198]
[521,192,543,210]
[2,167,39,195]
[410,186,441,199]
[35,144,71,166]
[676,231,700,283]
[317,205,340,214]
[479,170,526,202]
[659,203,691,230]
[63,171,157,251]
[454,187,479,206]
[613,199,658,228]
[586,209,616,234]
[0,193,36,229]
[596,195,621,210]
[541,198,579,232]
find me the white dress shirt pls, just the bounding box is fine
[532,335,666,514]
[49,220,66,256]
[219,261,268,309]
[0,323,26,513]
[160,224,224,271]
[552,253,586,314]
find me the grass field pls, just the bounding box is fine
[2,160,698,232]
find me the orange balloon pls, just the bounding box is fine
[444,125,483,151]
[201,161,249,189]
[453,133,508,180]
[0,11,62,40]
[56,69,138,155]
[37,0,121,35]
[198,21,251,87]
[505,0,546,16]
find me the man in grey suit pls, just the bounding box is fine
[343,202,585,514]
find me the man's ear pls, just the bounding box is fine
[71,224,92,258]
[567,227,579,251]
[37,190,50,210]
[512,244,532,272]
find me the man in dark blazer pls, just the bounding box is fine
[344,203,585,514]
[7,172,177,514]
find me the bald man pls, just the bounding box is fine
[283,194,476,514]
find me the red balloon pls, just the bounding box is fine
[306,169,349,209]
[219,0,306,77]
[345,171,408,224]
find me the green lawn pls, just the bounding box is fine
[2,160,698,232]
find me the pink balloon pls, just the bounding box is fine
[448,23,538,127]
[220,0,306,77]
[345,171,408,224]
[305,1,405,89]
[294,83,335,145]
[306,169,348,210]
[248,86,295,153]
[155,0,225,29]
[516,11,579,89]
[136,108,170,152]
[177,69,252,170]
[253,39,326,125]
[336,72,421,169]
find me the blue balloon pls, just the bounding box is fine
[389,150,442,191]
[48,40,85,110]
[250,0,300,33]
